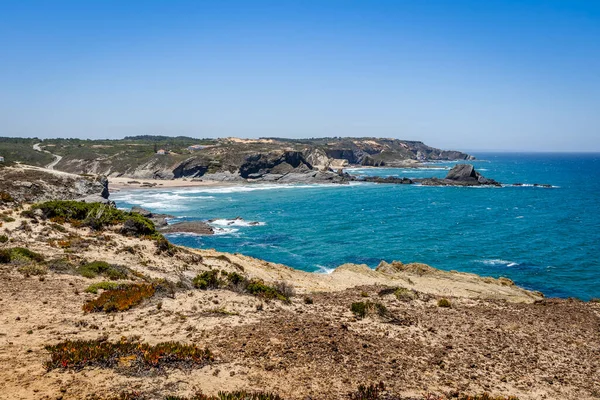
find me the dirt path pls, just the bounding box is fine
[33,143,62,170]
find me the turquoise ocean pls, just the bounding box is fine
[112,153,600,300]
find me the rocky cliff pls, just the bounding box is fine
[0,164,109,203]
[25,137,472,182]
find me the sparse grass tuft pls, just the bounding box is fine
[437,298,452,308]
[44,338,213,371]
[351,301,388,319]
[394,287,416,301]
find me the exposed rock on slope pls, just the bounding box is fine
[30,137,473,181]
[0,165,109,202]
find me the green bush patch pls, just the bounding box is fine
[45,338,213,371]
[0,247,45,264]
[192,270,292,302]
[77,261,129,280]
[351,301,388,319]
[32,200,159,237]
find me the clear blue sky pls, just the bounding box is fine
[1,0,599,151]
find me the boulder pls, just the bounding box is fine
[160,221,214,235]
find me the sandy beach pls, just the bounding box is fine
[109,177,243,191]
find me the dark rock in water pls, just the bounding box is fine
[418,164,501,187]
[160,221,214,235]
[130,206,173,228]
[445,164,477,181]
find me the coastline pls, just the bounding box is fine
[109,177,244,191]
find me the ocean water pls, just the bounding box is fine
[112,153,600,300]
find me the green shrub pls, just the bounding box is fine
[192,270,291,302]
[31,200,158,236]
[394,287,416,301]
[0,191,14,204]
[45,338,213,371]
[0,247,44,263]
[351,301,388,319]
[0,234,8,243]
[192,270,223,289]
[77,261,129,280]
[437,298,452,308]
[246,279,290,302]
[85,281,122,294]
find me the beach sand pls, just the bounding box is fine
[109,177,243,191]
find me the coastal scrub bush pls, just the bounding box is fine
[0,247,45,263]
[32,200,159,237]
[246,279,290,302]
[394,287,416,301]
[351,301,388,319]
[44,338,213,371]
[437,298,451,308]
[192,270,292,302]
[0,191,14,204]
[0,234,8,243]
[83,283,155,312]
[77,261,129,280]
[85,281,122,294]
[193,270,223,289]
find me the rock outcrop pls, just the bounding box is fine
[0,165,109,203]
[159,221,214,235]
[417,164,502,187]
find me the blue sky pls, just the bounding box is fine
[1,0,599,151]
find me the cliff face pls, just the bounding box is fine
[30,137,473,181]
[0,165,109,203]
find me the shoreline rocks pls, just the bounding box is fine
[159,221,214,235]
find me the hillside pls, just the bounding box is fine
[1,179,599,400]
[0,136,473,181]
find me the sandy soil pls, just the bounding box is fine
[109,177,242,191]
[0,206,599,400]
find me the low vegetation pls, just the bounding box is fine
[83,283,155,313]
[77,260,129,280]
[394,287,417,301]
[0,247,45,264]
[193,270,293,302]
[437,298,452,308]
[0,191,15,204]
[85,281,122,294]
[32,200,159,237]
[351,301,388,319]
[44,338,213,371]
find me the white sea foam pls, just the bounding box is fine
[475,259,519,267]
[170,183,342,195]
[212,227,240,236]
[315,265,335,274]
[209,218,265,227]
